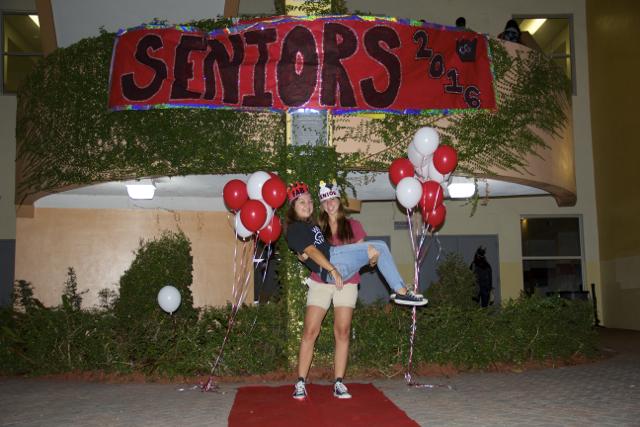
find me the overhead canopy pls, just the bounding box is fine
[108,15,496,114]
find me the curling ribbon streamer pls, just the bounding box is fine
[201,229,257,392]
[403,208,449,389]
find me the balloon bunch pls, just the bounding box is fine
[223,171,286,244]
[389,127,458,387]
[203,171,287,392]
[389,127,458,230]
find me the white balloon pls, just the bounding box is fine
[417,163,430,181]
[412,127,440,157]
[157,285,181,314]
[427,157,451,183]
[407,142,424,168]
[260,200,274,230]
[234,211,254,239]
[395,176,423,209]
[246,171,271,200]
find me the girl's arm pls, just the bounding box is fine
[302,245,344,289]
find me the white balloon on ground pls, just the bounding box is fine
[157,285,181,314]
[246,171,271,200]
[412,127,440,157]
[260,200,274,230]
[396,176,423,209]
[234,211,254,238]
[427,157,451,183]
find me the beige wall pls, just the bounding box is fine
[16,208,251,308]
[238,0,274,15]
[587,0,640,330]
[49,0,226,48]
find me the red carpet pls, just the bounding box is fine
[228,383,420,427]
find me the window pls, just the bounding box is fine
[289,109,329,146]
[1,12,42,94]
[521,217,584,297]
[514,15,575,95]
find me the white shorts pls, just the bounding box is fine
[306,278,358,310]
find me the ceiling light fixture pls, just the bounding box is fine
[447,182,476,199]
[126,183,156,200]
[520,18,546,35]
[29,15,40,27]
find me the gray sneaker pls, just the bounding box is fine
[292,379,307,400]
[333,380,352,399]
[392,291,428,306]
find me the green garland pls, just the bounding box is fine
[274,0,348,15]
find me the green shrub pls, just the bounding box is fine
[61,267,87,312]
[196,303,288,376]
[0,296,597,376]
[426,252,477,309]
[115,230,195,320]
[113,230,197,373]
[2,279,117,374]
[0,234,597,377]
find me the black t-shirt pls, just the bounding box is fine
[286,221,331,274]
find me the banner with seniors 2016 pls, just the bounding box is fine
[108,15,496,114]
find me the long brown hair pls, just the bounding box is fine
[318,200,354,243]
[285,197,315,227]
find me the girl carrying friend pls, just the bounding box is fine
[285,181,426,400]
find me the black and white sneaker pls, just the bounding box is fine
[392,291,428,306]
[333,380,352,399]
[292,379,307,400]
[390,291,423,299]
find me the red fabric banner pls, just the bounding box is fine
[109,16,496,113]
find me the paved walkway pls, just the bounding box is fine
[1,328,639,426]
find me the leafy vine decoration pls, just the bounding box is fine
[15,19,285,202]
[333,40,571,179]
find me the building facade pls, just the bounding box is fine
[1,0,638,329]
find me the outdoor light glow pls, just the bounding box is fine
[126,184,156,200]
[291,108,320,114]
[29,15,40,27]
[447,182,476,198]
[520,18,546,35]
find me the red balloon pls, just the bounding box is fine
[388,158,415,186]
[262,176,287,209]
[240,200,267,232]
[419,180,444,211]
[423,204,446,229]
[223,179,248,211]
[433,145,458,175]
[258,215,282,244]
